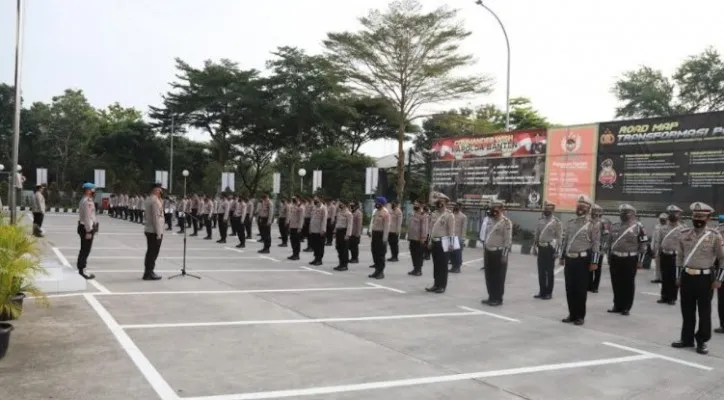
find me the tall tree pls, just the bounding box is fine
[336,96,403,155]
[612,47,724,118]
[324,0,492,199]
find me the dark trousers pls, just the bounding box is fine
[259,217,271,249]
[278,217,288,244]
[484,249,507,301]
[144,232,162,273]
[409,240,424,269]
[349,236,360,260]
[164,213,172,230]
[191,209,199,233]
[680,272,714,344]
[432,241,449,289]
[311,232,325,261]
[235,217,246,245]
[219,217,228,240]
[33,212,44,228]
[326,220,334,244]
[302,218,311,239]
[213,213,220,228]
[449,247,463,269]
[388,232,400,258]
[610,255,638,311]
[203,215,212,237]
[537,245,555,296]
[335,228,349,266]
[564,255,591,320]
[589,257,602,291]
[244,215,252,238]
[718,286,724,329]
[76,224,94,270]
[290,228,300,256]
[660,253,678,301]
[371,231,386,272]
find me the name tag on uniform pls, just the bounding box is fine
[164,208,170,213]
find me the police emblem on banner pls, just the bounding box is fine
[598,158,617,189]
[600,129,615,145]
[561,131,581,153]
[528,191,541,207]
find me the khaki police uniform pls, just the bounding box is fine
[333,205,353,270]
[77,192,98,278]
[534,202,562,298]
[190,195,200,235]
[449,209,467,273]
[370,202,391,278]
[387,205,403,261]
[302,202,313,248]
[143,192,165,280]
[589,204,610,293]
[201,198,213,239]
[607,204,648,315]
[257,198,274,252]
[657,205,686,304]
[278,200,289,247]
[308,202,328,264]
[560,195,601,324]
[426,201,455,292]
[217,197,231,243]
[326,201,337,245]
[716,222,724,334]
[482,203,512,304]
[407,208,428,275]
[672,202,724,354]
[288,201,304,259]
[233,199,247,247]
[349,205,363,263]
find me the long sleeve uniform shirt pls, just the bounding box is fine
[33,191,46,214]
[561,215,602,263]
[390,208,403,234]
[327,204,337,222]
[221,200,231,221]
[484,216,513,254]
[201,200,213,215]
[289,204,303,229]
[453,211,467,238]
[279,204,288,218]
[334,209,354,237]
[407,212,429,241]
[234,201,247,218]
[144,196,165,234]
[429,209,455,239]
[534,215,562,251]
[309,205,328,234]
[657,221,686,254]
[351,209,363,237]
[677,227,724,272]
[78,196,97,232]
[371,207,391,242]
[609,220,648,263]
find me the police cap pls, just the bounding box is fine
[666,205,683,213]
[618,204,636,213]
[576,195,593,207]
[690,202,714,215]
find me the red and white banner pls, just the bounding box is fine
[430,130,547,160]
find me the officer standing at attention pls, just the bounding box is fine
[143,183,165,281]
[387,201,403,262]
[589,204,609,293]
[76,183,98,280]
[257,194,274,253]
[656,205,686,305]
[425,194,455,293]
[481,202,512,305]
[287,197,303,260]
[560,195,601,326]
[607,204,648,316]
[278,198,289,247]
[308,197,328,265]
[349,201,363,264]
[651,213,668,284]
[303,198,313,252]
[228,195,237,237]
[407,203,428,277]
[32,184,46,237]
[671,202,724,355]
[478,206,491,270]
[233,196,247,248]
[245,196,255,241]
[326,199,337,246]
[449,204,467,273]
[201,196,213,240]
[216,194,231,244]
[532,201,562,299]
[333,202,353,271]
[163,196,173,231]
[714,214,724,334]
[369,197,391,279]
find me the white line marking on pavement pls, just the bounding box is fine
[87,256,261,260]
[365,282,406,294]
[45,232,142,236]
[462,257,484,265]
[641,292,659,296]
[457,306,521,323]
[259,255,280,262]
[120,309,486,329]
[57,247,225,251]
[224,247,245,253]
[90,269,310,273]
[300,266,333,275]
[84,294,179,400]
[88,286,381,296]
[52,246,112,294]
[554,266,564,275]
[182,354,653,400]
[602,342,713,371]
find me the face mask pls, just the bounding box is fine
[436,201,443,209]
[375,204,381,209]
[491,210,500,217]
[575,207,586,216]
[619,214,629,222]
[314,201,320,205]
[453,208,460,213]
[693,220,706,228]
[486,210,493,217]
[543,210,552,216]
[668,215,677,222]
[659,219,667,225]
[413,206,420,211]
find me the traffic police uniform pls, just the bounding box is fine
[387,203,403,262]
[560,195,601,325]
[333,203,353,271]
[651,213,668,283]
[656,206,686,304]
[533,201,562,299]
[370,197,391,279]
[481,202,512,305]
[671,202,724,355]
[407,205,428,276]
[589,204,610,293]
[76,183,98,280]
[716,216,724,334]
[607,204,647,315]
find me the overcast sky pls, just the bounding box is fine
[1,0,722,158]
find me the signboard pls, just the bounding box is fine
[272,172,281,195]
[94,169,106,189]
[365,167,379,195]
[36,168,48,185]
[430,130,547,208]
[595,111,724,212]
[312,170,322,192]
[221,172,235,192]
[154,170,168,189]
[542,125,599,211]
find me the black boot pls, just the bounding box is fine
[143,270,162,281]
[78,268,95,280]
[408,268,422,276]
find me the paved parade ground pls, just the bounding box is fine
[2,214,724,400]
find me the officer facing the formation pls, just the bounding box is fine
[532,201,562,299]
[425,194,455,293]
[369,197,391,279]
[449,204,467,274]
[333,202,353,271]
[607,204,648,316]
[76,183,98,280]
[407,203,428,277]
[349,201,363,264]
[716,215,724,335]
[651,213,668,284]
[143,183,165,281]
[656,205,685,305]
[671,202,724,355]
[481,201,512,305]
[589,204,609,293]
[31,184,46,237]
[560,195,601,326]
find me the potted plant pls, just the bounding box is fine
[0,322,12,360]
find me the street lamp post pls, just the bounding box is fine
[169,114,175,194]
[10,0,25,224]
[474,0,511,132]
[298,168,306,193]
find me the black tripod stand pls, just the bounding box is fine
[169,176,201,280]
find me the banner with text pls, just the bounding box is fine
[543,125,599,211]
[430,130,547,209]
[595,111,724,212]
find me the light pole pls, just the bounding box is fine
[169,169,200,280]
[298,168,306,193]
[169,114,175,194]
[474,0,511,132]
[10,0,25,224]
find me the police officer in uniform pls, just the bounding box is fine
[426,194,455,293]
[449,204,467,273]
[349,201,363,264]
[387,202,403,262]
[278,198,289,247]
[651,213,668,284]
[533,201,562,299]
[481,201,512,305]
[143,183,165,281]
[216,194,231,244]
[671,202,724,355]
[257,194,274,253]
[333,202,353,271]
[190,194,200,236]
[407,203,428,276]
[308,197,328,265]
[369,197,391,279]
[560,195,601,325]
[32,184,46,237]
[287,197,303,260]
[233,197,247,248]
[76,183,98,280]
[656,205,686,305]
[607,204,648,316]
[589,204,609,293]
[326,199,337,246]
[716,214,724,334]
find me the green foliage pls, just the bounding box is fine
[305,148,375,201]
[612,47,724,118]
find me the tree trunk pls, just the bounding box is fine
[395,118,406,202]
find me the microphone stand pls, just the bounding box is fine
[169,177,201,280]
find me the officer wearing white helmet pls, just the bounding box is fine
[655,205,686,305]
[671,202,724,355]
[606,203,648,316]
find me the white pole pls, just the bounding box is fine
[169,114,174,194]
[475,0,511,131]
[10,0,25,224]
